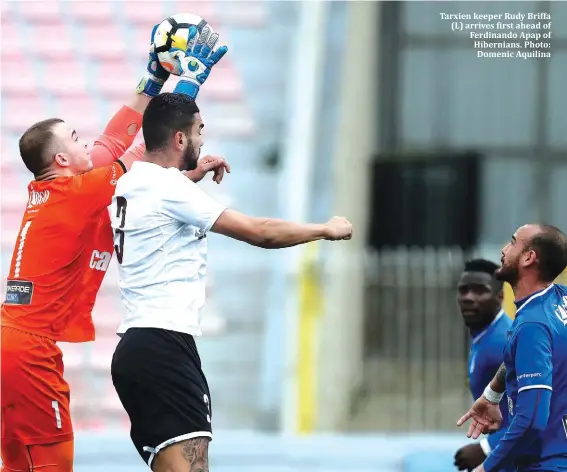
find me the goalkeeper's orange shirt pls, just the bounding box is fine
[1,106,142,343]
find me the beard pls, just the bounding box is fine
[495,260,519,286]
[180,142,199,171]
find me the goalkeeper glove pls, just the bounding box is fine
[172,25,228,100]
[137,24,170,97]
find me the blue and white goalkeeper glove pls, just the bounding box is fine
[137,24,170,97]
[172,25,228,100]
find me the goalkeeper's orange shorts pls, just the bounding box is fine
[1,440,74,472]
[1,326,74,471]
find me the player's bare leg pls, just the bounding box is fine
[153,437,210,472]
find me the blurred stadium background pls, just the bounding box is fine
[2,0,567,470]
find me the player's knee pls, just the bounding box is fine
[152,437,210,472]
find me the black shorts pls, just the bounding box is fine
[111,328,212,468]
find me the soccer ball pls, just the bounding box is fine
[153,13,214,76]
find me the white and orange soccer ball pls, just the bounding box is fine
[153,13,216,76]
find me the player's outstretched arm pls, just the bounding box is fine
[91,24,170,169]
[160,176,350,247]
[210,210,353,249]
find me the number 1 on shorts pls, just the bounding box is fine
[52,400,62,429]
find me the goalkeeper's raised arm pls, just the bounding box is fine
[91,22,228,171]
[90,24,170,169]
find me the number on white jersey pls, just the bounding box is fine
[114,196,128,264]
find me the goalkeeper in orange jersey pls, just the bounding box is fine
[0,23,228,472]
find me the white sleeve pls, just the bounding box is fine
[480,437,492,455]
[160,170,226,231]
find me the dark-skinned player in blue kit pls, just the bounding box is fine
[454,259,513,472]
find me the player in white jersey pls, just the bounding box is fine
[109,93,352,472]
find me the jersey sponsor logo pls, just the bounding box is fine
[27,189,50,208]
[110,165,118,186]
[89,250,112,272]
[196,229,206,240]
[555,297,567,325]
[517,372,542,380]
[508,395,514,417]
[4,280,34,305]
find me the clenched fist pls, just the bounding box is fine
[324,217,353,241]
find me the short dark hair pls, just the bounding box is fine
[527,224,567,282]
[142,93,200,152]
[19,118,64,176]
[463,258,503,290]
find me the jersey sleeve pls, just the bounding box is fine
[119,143,146,170]
[514,322,553,393]
[160,171,226,231]
[90,106,143,168]
[483,388,551,472]
[71,161,127,214]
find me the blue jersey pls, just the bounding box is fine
[468,311,513,463]
[484,284,567,472]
